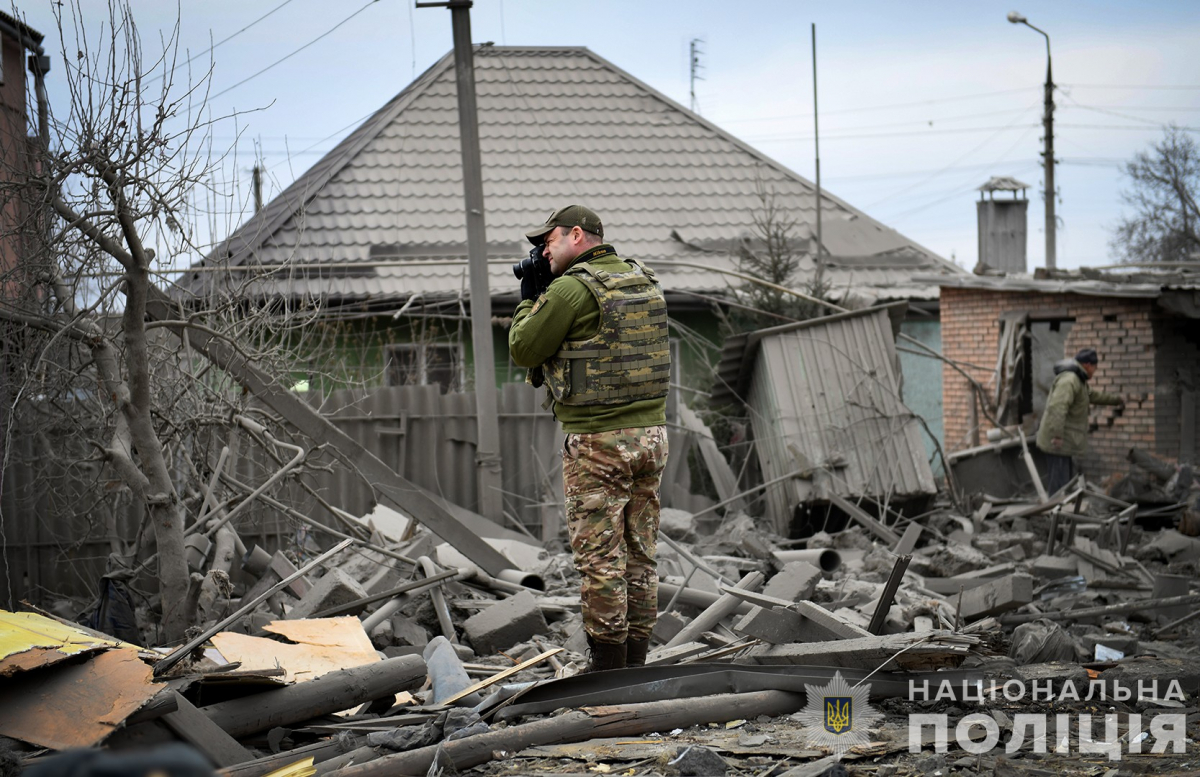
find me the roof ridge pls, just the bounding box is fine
[568,47,958,273]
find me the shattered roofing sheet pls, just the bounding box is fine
[0,647,162,749]
[181,46,961,306]
[0,609,136,677]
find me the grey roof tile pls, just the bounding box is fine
[182,46,962,305]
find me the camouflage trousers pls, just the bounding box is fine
[563,425,668,645]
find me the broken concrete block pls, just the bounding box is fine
[390,614,429,648]
[761,561,822,603]
[1030,554,1079,579]
[653,611,687,644]
[733,606,805,644]
[959,575,1034,620]
[791,601,872,642]
[927,543,993,577]
[463,590,548,656]
[369,618,395,649]
[669,745,728,776]
[285,568,368,620]
[658,507,697,542]
[1080,633,1137,657]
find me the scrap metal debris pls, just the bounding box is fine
[3,454,1199,775]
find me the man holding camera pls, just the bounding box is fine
[508,205,670,673]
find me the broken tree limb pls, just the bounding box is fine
[140,283,514,578]
[665,571,764,649]
[328,690,804,777]
[201,654,427,739]
[153,538,354,677]
[1000,592,1200,625]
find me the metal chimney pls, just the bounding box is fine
[976,176,1029,274]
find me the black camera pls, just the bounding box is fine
[513,243,554,297]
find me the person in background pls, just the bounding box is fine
[1035,347,1124,495]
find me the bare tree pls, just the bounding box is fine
[0,1,327,642]
[726,179,833,334]
[1110,125,1200,264]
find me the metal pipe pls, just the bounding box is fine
[419,555,458,642]
[770,548,841,573]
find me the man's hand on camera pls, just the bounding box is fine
[520,269,540,301]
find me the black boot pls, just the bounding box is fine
[626,637,650,667]
[584,635,627,673]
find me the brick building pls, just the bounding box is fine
[933,272,1200,483]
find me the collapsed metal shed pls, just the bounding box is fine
[713,303,937,536]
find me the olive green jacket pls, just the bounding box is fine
[508,245,667,434]
[1035,360,1122,458]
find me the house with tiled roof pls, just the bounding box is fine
[180,45,962,424]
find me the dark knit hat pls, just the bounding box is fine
[1075,348,1099,365]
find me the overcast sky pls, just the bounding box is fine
[25,0,1200,272]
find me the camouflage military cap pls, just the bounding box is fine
[525,204,604,244]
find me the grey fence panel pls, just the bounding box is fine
[2,382,575,605]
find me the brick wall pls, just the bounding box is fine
[941,287,1161,481]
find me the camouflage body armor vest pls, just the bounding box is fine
[543,258,670,406]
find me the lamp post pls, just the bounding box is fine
[1008,11,1056,271]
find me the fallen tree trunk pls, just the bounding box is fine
[326,690,804,777]
[201,655,426,738]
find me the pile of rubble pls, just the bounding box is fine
[2,478,1199,777]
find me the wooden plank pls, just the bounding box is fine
[161,691,253,768]
[436,648,561,707]
[827,493,901,545]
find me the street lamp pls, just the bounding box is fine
[1008,11,1057,271]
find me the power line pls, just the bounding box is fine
[1061,83,1200,90]
[143,0,301,84]
[210,0,381,101]
[747,123,1041,144]
[716,86,1041,124]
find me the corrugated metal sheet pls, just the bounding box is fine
[180,47,962,306]
[734,306,936,534]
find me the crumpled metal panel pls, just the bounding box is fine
[0,647,163,749]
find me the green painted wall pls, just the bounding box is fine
[898,319,944,475]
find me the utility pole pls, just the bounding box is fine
[689,38,704,113]
[252,165,263,214]
[416,0,503,521]
[811,23,824,290]
[1042,52,1056,270]
[1008,12,1056,270]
